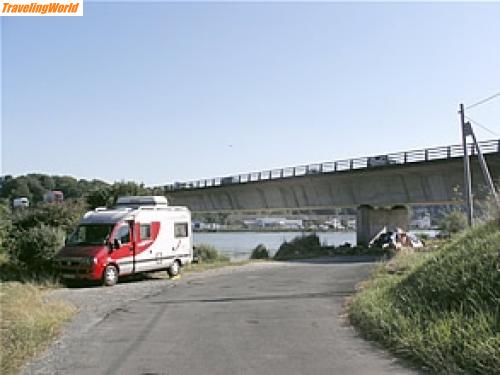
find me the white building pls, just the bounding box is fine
[243,217,303,229]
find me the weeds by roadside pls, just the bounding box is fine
[0,282,76,375]
[349,219,500,374]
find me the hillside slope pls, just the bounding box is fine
[349,219,500,374]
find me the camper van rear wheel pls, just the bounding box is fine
[103,265,118,286]
[167,260,181,277]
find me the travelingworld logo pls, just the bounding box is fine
[1,0,83,16]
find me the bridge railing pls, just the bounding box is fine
[166,139,500,191]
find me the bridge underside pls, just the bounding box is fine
[167,154,499,246]
[166,155,500,213]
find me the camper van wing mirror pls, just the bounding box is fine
[113,239,122,250]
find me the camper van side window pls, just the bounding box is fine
[174,223,188,238]
[140,224,151,240]
[115,225,130,244]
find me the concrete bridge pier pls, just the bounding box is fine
[356,205,409,246]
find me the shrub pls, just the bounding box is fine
[8,224,65,274]
[11,200,87,234]
[250,244,270,259]
[439,210,467,234]
[194,244,230,262]
[0,200,12,257]
[273,234,327,260]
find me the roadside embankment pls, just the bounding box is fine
[349,219,500,374]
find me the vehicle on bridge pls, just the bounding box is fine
[55,196,193,286]
[221,176,239,185]
[367,155,397,167]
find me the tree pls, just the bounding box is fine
[53,176,80,198]
[0,199,12,253]
[11,178,32,201]
[26,175,47,203]
[87,186,113,209]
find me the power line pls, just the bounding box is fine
[465,91,500,110]
[464,115,500,137]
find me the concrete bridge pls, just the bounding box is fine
[165,140,500,244]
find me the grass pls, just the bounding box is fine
[0,282,76,375]
[349,219,500,374]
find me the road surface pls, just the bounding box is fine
[24,259,417,375]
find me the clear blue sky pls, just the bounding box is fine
[1,2,500,186]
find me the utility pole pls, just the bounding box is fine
[459,103,473,226]
[468,127,500,209]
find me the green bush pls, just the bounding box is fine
[0,200,12,257]
[250,244,270,259]
[194,244,230,262]
[11,200,87,234]
[439,210,467,234]
[9,224,65,274]
[273,234,327,260]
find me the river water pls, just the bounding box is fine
[193,231,356,261]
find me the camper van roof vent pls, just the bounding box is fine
[115,196,168,208]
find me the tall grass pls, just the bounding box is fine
[0,282,76,375]
[349,219,500,374]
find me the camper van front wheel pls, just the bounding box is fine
[103,265,118,286]
[167,260,181,277]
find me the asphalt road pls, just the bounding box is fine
[24,260,417,375]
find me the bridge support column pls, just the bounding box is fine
[356,205,409,246]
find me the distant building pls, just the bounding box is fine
[411,214,431,229]
[345,218,356,230]
[13,197,29,208]
[192,221,223,231]
[43,190,64,203]
[324,217,344,230]
[243,217,303,229]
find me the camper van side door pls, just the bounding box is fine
[135,222,155,272]
[111,223,134,275]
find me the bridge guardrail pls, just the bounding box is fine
[166,139,500,191]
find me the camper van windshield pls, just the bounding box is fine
[67,224,114,246]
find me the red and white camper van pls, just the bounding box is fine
[55,196,193,286]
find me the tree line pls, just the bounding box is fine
[0,174,165,208]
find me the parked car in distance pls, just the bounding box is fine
[367,155,397,167]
